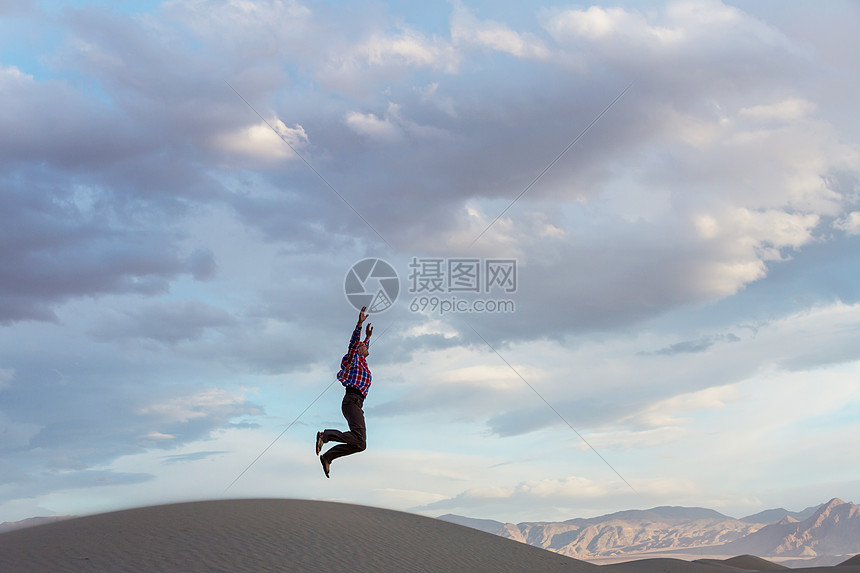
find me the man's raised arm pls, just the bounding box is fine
[347,306,369,355]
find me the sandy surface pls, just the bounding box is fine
[0,499,599,573]
[701,555,788,570]
[0,499,857,572]
[593,552,859,570]
[604,556,860,573]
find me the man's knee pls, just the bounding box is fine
[355,437,366,452]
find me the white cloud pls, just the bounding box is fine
[345,110,403,142]
[835,211,860,235]
[345,101,452,142]
[0,64,33,85]
[451,4,552,60]
[544,0,781,53]
[318,27,458,93]
[625,385,739,428]
[139,389,252,424]
[213,120,308,162]
[359,29,459,72]
[739,98,817,123]
[446,206,522,258]
[687,208,820,297]
[546,6,674,43]
[436,364,534,391]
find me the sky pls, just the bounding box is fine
[1,0,859,525]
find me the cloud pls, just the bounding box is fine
[165,0,313,41]
[546,6,668,43]
[0,368,13,390]
[0,0,33,17]
[345,101,453,143]
[0,412,41,450]
[186,248,218,281]
[0,64,31,83]
[835,212,860,235]
[739,98,817,123]
[645,333,741,356]
[359,29,459,71]
[89,300,237,344]
[212,120,309,163]
[345,109,404,142]
[416,475,698,514]
[139,388,259,425]
[316,26,458,95]
[543,1,788,67]
[384,301,860,441]
[144,432,176,441]
[451,3,552,60]
[622,385,740,429]
[416,83,457,117]
[0,467,152,499]
[0,180,209,324]
[2,0,859,522]
[160,450,228,464]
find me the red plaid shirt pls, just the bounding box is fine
[337,324,372,397]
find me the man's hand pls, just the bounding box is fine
[365,323,373,339]
[358,306,369,326]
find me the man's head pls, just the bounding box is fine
[358,342,369,358]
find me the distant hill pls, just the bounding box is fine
[719,498,860,558]
[441,498,860,562]
[443,505,758,559]
[0,516,74,534]
[438,514,526,542]
[696,554,788,571]
[564,506,731,526]
[740,503,823,524]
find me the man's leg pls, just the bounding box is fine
[320,393,367,465]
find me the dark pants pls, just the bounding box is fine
[321,389,366,464]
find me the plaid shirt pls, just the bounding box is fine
[337,323,372,397]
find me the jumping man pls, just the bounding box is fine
[316,306,373,478]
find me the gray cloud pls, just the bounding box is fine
[645,333,741,356]
[89,300,237,344]
[0,179,209,324]
[1,0,859,519]
[6,0,849,337]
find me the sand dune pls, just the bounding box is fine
[696,555,788,570]
[0,499,598,573]
[0,500,857,572]
[604,558,742,573]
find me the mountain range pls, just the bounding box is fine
[440,498,860,565]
